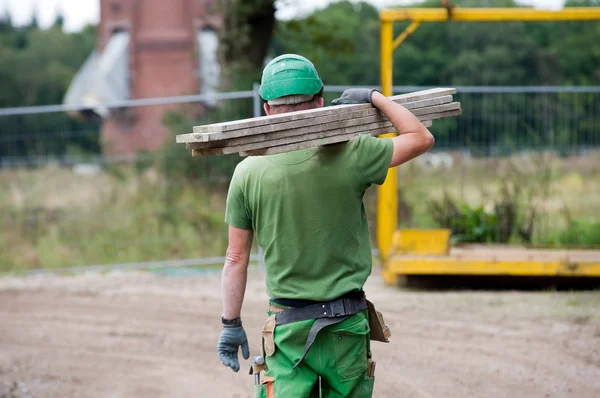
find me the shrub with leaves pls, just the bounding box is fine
[430,196,500,244]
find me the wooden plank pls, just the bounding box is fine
[239,111,459,157]
[191,123,392,156]
[190,115,440,156]
[188,112,446,156]
[422,107,462,121]
[223,120,397,155]
[186,115,433,152]
[193,94,455,144]
[185,112,390,151]
[191,110,455,158]
[414,102,460,116]
[184,93,455,144]
[192,118,431,158]
[239,129,389,157]
[400,95,453,110]
[176,88,456,142]
[193,107,383,144]
[185,102,459,151]
[189,88,454,135]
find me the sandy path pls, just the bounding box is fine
[1,269,599,397]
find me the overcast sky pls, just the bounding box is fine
[0,0,566,33]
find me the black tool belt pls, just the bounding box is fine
[275,297,367,326]
[273,297,368,369]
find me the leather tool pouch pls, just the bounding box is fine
[367,358,377,377]
[366,300,391,343]
[261,314,277,357]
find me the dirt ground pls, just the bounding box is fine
[1,269,599,398]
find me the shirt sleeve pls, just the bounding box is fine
[353,134,394,187]
[224,165,253,230]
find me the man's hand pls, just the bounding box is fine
[371,91,435,167]
[220,226,253,372]
[218,321,250,372]
[331,88,380,105]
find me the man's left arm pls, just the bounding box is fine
[222,225,253,319]
[218,225,254,372]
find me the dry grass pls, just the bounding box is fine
[1,150,598,271]
[0,166,229,272]
[391,150,600,244]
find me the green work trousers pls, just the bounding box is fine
[255,309,374,398]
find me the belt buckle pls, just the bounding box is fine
[330,299,345,317]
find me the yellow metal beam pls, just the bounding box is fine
[380,21,393,98]
[377,20,397,262]
[392,21,421,50]
[387,257,600,277]
[392,229,451,255]
[381,8,600,23]
[377,6,600,274]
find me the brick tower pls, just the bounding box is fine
[97,0,222,155]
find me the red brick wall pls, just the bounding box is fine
[99,0,222,156]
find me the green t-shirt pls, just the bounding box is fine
[225,134,394,301]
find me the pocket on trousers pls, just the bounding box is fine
[349,374,375,398]
[254,377,274,398]
[332,314,370,379]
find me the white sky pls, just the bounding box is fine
[0,0,566,33]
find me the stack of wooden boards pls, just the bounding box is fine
[176,88,461,157]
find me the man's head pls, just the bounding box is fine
[259,54,324,116]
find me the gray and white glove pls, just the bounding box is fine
[217,320,250,372]
[331,88,380,105]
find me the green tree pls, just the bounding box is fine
[270,0,600,150]
[27,12,39,30]
[54,9,65,30]
[220,0,277,88]
[0,20,99,162]
[274,1,380,87]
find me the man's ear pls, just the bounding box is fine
[263,103,271,115]
[317,97,324,108]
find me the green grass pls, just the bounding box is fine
[389,151,600,246]
[0,166,229,272]
[1,150,598,272]
[566,298,582,307]
[543,220,600,247]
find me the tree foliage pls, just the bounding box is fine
[220,0,277,88]
[1,0,599,161]
[0,16,98,162]
[274,0,599,86]
[273,0,600,150]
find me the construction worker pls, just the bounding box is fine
[217,54,434,397]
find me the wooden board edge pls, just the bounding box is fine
[184,88,456,136]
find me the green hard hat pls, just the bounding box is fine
[258,54,324,101]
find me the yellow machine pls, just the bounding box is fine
[377,4,600,285]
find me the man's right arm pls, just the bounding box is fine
[371,91,435,168]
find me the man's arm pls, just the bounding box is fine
[331,88,435,168]
[218,225,253,373]
[222,225,254,319]
[371,91,435,168]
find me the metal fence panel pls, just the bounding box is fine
[0,86,598,272]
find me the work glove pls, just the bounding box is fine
[217,322,250,372]
[331,88,380,105]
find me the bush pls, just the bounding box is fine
[429,196,499,244]
[158,106,251,185]
[0,167,230,272]
[545,220,600,247]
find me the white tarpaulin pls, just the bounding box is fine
[197,29,220,106]
[64,32,130,118]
